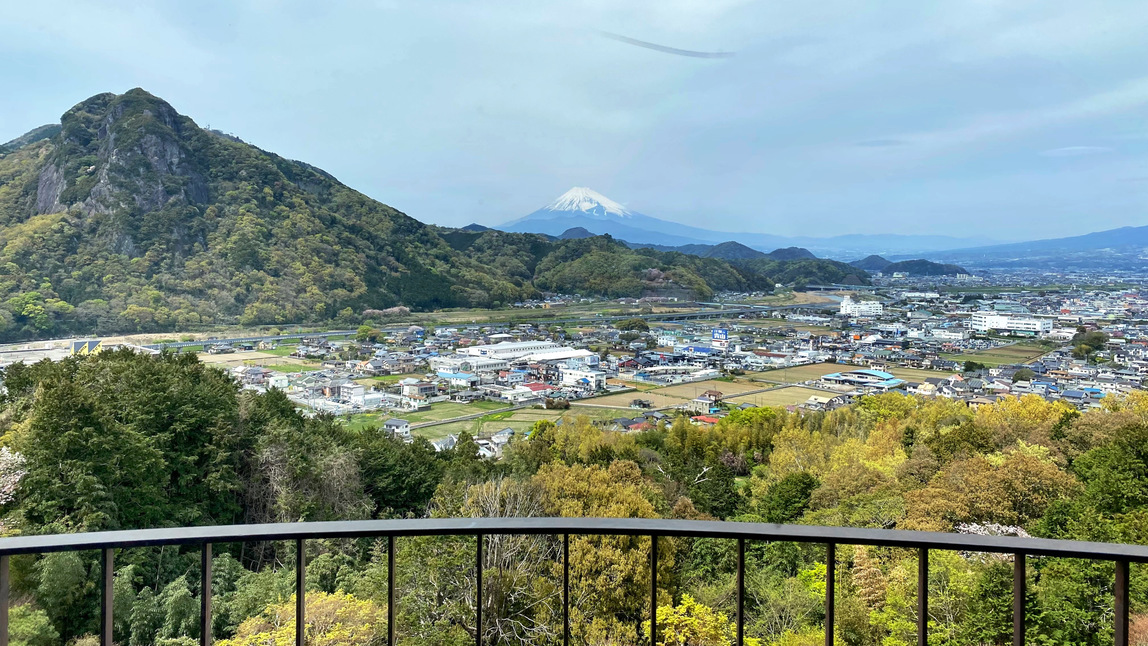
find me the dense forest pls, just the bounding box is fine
[0,89,860,342]
[0,350,1145,645]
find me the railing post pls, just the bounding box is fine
[825,543,835,646]
[917,548,927,646]
[736,538,744,646]
[1115,560,1129,646]
[476,534,483,646]
[1012,553,1024,646]
[388,536,396,646]
[650,534,658,646]
[0,554,9,646]
[296,539,305,646]
[101,548,113,646]
[563,534,570,646]
[201,543,212,646]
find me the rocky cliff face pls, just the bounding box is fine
[36,90,208,224]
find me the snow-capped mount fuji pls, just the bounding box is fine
[545,187,633,219]
[500,187,741,246]
[499,187,1002,256]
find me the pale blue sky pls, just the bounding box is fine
[2,0,1145,239]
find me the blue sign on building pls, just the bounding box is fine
[712,328,729,341]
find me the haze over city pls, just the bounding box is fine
[2,0,1145,239]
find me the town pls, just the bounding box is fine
[11,284,1143,458]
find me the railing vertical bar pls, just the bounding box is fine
[736,538,744,646]
[201,543,212,646]
[917,548,928,646]
[563,534,570,646]
[1115,560,1129,646]
[1012,553,1024,646]
[825,543,835,646]
[296,538,305,646]
[101,548,113,646]
[650,534,658,646]
[0,554,9,646]
[388,535,396,646]
[476,533,483,646]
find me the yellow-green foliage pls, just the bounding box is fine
[217,592,383,646]
[644,593,762,646]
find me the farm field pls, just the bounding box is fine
[942,342,1050,367]
[582,391,690,409]
[343,400,509,431]
[412,406,621,441]
[725,386,827,407]
[656,379,765,399]
[750,363,958,384]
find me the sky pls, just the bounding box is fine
[1,0,1145,241]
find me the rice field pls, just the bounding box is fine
[725,386,828,407]
[656,379,766,399]
[942,342,1050,367]
[581,391,691,409]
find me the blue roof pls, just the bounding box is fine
[437,371,476,380]
[855,369,897,379]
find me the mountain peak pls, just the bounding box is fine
[546,187,632,218]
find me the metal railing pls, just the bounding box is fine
[0,517,1144,646]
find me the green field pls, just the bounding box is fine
[725,386,828,407]
[361,405,625,441]
[343,400,510,433]
[261,362,323,372]
[942,342,1051,367]
[260,343,300,357]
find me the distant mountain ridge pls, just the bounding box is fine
[500,187,998,256]
[928,224,1148,269]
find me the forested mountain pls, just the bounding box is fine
[850,254,893,271]
[2,350,1146,645]
[734,256,870,287]
[882,259,969,276]
[0,89,771,340]
[763,246,816,260]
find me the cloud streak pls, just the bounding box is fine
[1041,146,1114,157]
[599,31,734,59]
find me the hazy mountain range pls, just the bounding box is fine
[500,187,998,257]
[500,187,1146,268]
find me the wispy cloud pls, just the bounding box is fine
[599,31,734,59]
[1041,146,1114,157]
[855,139,907,147]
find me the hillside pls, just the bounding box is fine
[851,254,893,271]
[765,246,816,260]
[733,257,870,287]
[0,89,773,339]
[883,259,969,276]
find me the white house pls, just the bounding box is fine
[383,418,412,441]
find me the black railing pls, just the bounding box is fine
[0,517,1144,646]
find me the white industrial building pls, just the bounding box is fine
[463,340,558,359]
[840,295,884,317]
[428,354,509,373]
[559,368,607,391]
[970,312,1052,335]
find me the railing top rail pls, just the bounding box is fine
[1,518,1146,561]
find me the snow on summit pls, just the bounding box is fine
[545,187,632,218]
